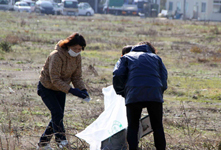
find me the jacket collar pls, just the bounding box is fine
[131,44,152,53]
[54,40,72,58]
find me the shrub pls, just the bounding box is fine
[6,35,21,45]
[0,41,12,52]
[0,57,5,60]
[198,57,209,63]
[210,25,220,35]
[218,141,221,150]
[212,57,221,62]
[190,46,202,53]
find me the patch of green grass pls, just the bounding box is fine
[71,122,84,130]
[83,50,119,64]
[83,50,100,58]
[16,61,25,64]
[182,24,210,31]
[206,35,217,39]
[35,122,45,127]
[168,76,221,100]
[158,37,181,42]
[30,111,50,117]
[0,56,5,60]
[21,110,29,115]
[86,43,107,51]
[15,68,22,71]
[96,65,112,69]
[207,41,221,46]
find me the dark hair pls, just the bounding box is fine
[59,33,86,50]
[137,41,157,54]
[122,45,133,55]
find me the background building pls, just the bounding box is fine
[166,0,221,21]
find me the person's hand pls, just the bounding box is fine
[81,89,89,97]
[81,89,91,102]
[69,88,87,99]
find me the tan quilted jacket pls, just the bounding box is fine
[39,40,86,93]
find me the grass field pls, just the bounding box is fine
[0,11,221,149]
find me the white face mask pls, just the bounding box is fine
[68,49,81,57]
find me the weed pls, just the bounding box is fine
[190,46,202,53]
[210,25,220,35]
[198,57,209,63]
[20,19,26,27]
[5,35,21,45]
[116,27,125,32]
[218,141,221,150]
[152,21,162,26]
[0,41,12,52]
[203,141,216,150]
[0,137,3,149]
[212,57,221,63]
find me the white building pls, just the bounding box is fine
[166,0,221,21]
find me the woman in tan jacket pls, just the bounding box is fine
[37,32,89,150]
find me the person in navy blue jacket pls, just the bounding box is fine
[113,42,168,150]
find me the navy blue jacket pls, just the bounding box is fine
[113,45,168,105]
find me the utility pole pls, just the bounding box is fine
[158,0,161,14]
[183,0,186,20]
[95,0,98,13]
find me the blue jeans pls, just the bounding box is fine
[37,81,66,144]
[126,102,166,150]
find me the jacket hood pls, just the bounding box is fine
[131,44,152,53]
[54,40,71,58]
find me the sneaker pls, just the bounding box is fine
[57,140,69,149]
[36,143,53,150]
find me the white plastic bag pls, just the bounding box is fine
[76,85,128,150]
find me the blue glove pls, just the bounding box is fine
[69,88,87,99]
[81,89,89,97]
[81,89,91,102]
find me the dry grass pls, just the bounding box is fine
[0,11,220,149]
[190,46,202,53]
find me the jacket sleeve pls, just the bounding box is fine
[113,57,128,96]
[49,53,71,93]
[159,57,168,92]
[71,55,86,90]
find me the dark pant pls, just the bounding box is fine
[126,102,166,150]
[37,81,66,144]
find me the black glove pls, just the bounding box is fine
[118,91,125,98]
[69,88,87,99]
[81,89,89,97]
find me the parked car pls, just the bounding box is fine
[21,0,35,12]
[34,1,54,15]
[0,0,14,11]
[13,1,32,12]
[78,2,94,16]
